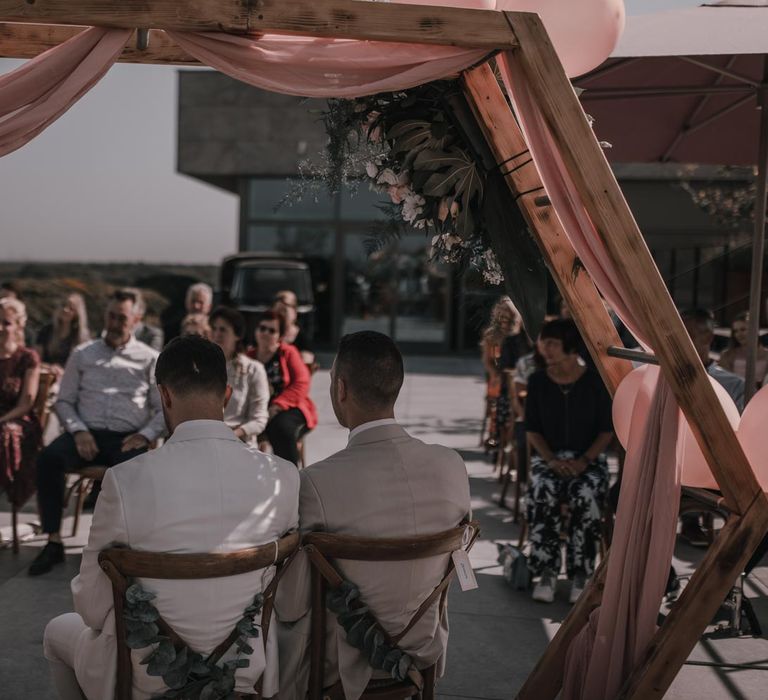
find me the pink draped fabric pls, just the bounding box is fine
[0,27,130,157]
[497,53,682,699]
[562,371,681,699]
[168,32,489,98]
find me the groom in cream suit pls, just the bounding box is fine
[43,335,299,700]
[276,331,471,700]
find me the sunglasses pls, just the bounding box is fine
[258,325,278,335]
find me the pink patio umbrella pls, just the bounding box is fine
[574,0,768,399]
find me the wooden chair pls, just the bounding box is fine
[303,521,480,700]
[98,531,300,700]
[63,465,108,537]
[10,369,56,553]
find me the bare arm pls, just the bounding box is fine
[0,363,39,423]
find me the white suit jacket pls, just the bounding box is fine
[70,419,299,699]
[275,423,471,700]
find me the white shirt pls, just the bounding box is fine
[348,418,398,443]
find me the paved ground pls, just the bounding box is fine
[1,356,767,698]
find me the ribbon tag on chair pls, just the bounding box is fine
[451,549,478,591]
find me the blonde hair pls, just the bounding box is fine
[181,312,212,339]
[0,297,27,345]
[482,296,519,346]
[54,292,90,345]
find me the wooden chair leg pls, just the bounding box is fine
[479,397,489,447]
[513,475,524,525]
[11,500,19,554]
[72,479,89,538]
[421,664,437,700]
[298,439,306,469]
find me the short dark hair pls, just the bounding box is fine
[335,331,404,408]
[210,306,245,339]
[109,289,137,306]
[539,319,581,354]
[155,335,227,397]
[260,309,287,337]
[680,307,715,332]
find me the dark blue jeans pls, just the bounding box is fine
[36,430,147,534]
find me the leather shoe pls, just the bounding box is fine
[28,541,65,576]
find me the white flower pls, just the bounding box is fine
[377,168,398,186]
[365,162,379,179]
[401,192,425,223]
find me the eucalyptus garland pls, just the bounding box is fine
[327,581,414,682]
[123,582,262,700]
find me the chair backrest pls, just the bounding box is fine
[98,531,300,700]
[33,370,56,430]
[303,521,480,700]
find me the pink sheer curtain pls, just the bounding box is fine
[0,27,487,156]
[167,32,488,98]
[497,52,681,699]
[0,27,130,157]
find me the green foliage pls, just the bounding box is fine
[326,581,413,683]
[122,582,263,700]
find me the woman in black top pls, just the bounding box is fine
[524,319,613,604]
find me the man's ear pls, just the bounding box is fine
[337,376,348,403]
[159,384,172,408]
[223,384,233,409]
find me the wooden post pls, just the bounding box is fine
[461,63,631,395]
[619,491,768,699]
[462,60,628,700]
[500,11,768,700]
[503,11,760,516]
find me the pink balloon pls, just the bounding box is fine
[678,378,741,489]
[392,1,625,78]
[737,384,768,490]
[612,364,660,449]
[495,0,626,77]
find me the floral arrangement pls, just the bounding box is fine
[283,80,548,334]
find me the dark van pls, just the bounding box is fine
[219,253,315,340]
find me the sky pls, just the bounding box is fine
[0,1,700,264]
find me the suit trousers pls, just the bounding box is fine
[37,430,147,534]
[44,612,87,700]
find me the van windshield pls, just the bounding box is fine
[230,266,313,306]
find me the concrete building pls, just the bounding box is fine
[177,71,758,349]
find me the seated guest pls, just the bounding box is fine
[29,290,165,576]
[525,319,613,604]
[210,306,269,445]
[679,308,746,546]
[681,308,745,412]
[276,331,471,699]
[180,312,211,339]
[43,335,300,700]
[186,282,213,316]
[126,287,164,351]
[0,281,34,347]
[273,290,315,365]
[0,298,42,511]
[718,311,768,391]
[35,292,91,378]
[249,310,317,466]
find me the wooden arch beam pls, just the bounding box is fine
[0,24,198,64]
[0,0,520,49]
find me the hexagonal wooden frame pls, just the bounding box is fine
[2,3,767,698]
